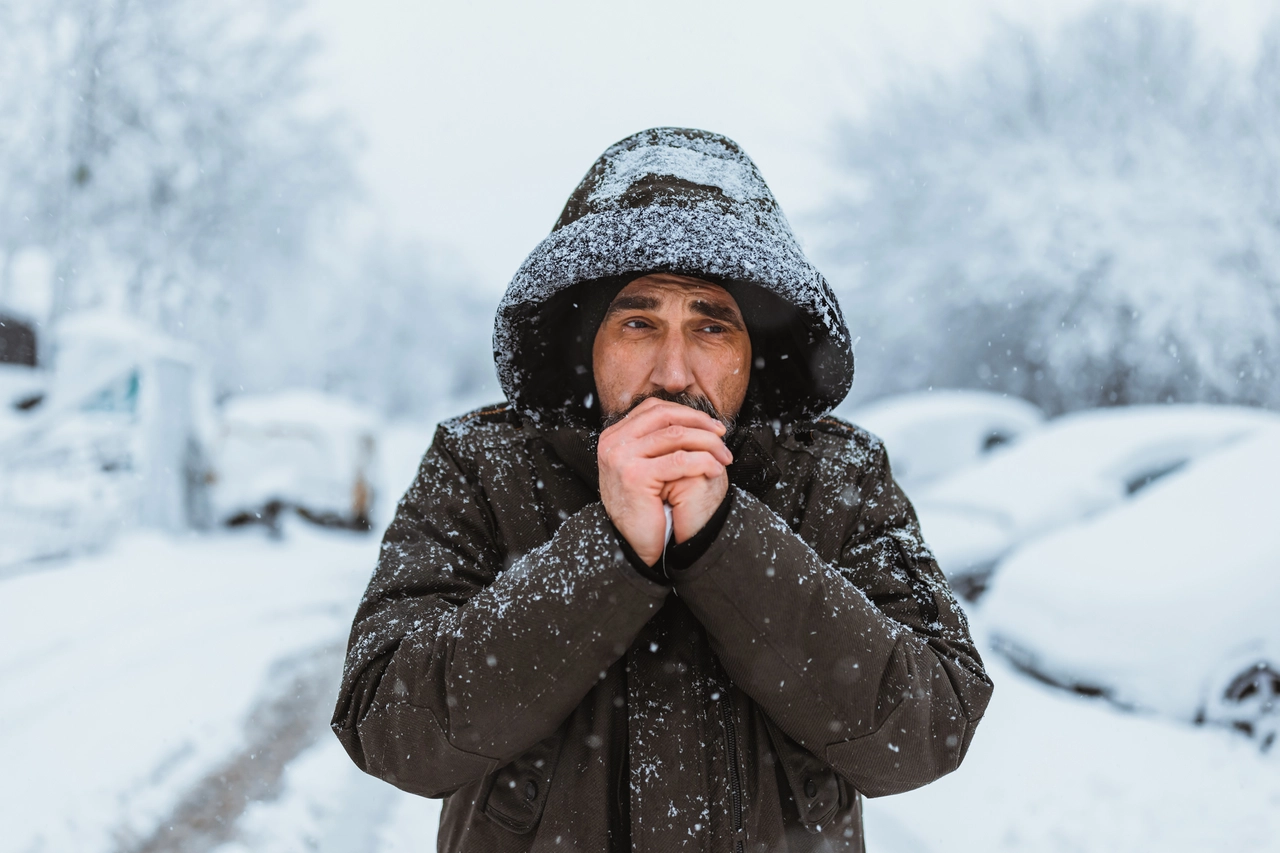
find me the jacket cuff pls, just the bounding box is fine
[665,490,733,572]
[663,487,750,584]
[615,534,667,584]
[613,490,734,582]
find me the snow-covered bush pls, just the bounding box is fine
[822,5,1280,414]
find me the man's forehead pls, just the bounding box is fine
[611,274,739,307]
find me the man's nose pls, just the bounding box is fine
[649,332,694,393]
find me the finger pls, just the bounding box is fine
[633,424,733,466]
[660,471,728,505]
[646,449,726,484]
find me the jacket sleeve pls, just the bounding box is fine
[670,439,993,798]
[331,426,669,798]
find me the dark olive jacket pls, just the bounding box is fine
[332,403,992,852]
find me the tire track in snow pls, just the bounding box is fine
[113,640,345,853]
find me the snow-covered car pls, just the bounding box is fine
[211,390,379,532]
[914,404,1280,597]
[841,389,1044,490]
[981,426,1280,748]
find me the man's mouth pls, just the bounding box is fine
[602,389,737,434]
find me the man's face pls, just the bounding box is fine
[593,273,752,424]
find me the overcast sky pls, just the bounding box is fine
[302,0,1272,292]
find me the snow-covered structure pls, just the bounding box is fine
[0,312,214,569]
[914,404,1279,595]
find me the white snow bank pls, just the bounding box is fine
[841,389,1044,490]
[0,363,44,413]
[0,525,376,853]
[863,649,1280,853]
[980,426,1280,728]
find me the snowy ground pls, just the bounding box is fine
[2,422,1278,853]
[862,637,1280,852]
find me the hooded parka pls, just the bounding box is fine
[333,128,993,853]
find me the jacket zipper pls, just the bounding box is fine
[720,694,745,853]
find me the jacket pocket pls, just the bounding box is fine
[481,729,564,834]
[763,716,844,832]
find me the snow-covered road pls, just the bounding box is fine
[2,501,1277,852]
[0,525,380,852]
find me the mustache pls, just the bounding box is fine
[601,389,737,434]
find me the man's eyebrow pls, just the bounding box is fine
[690,300,745,330]
[605,294,660,316]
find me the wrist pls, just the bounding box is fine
[665,490,733,573]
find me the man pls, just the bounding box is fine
[333,128,992,852]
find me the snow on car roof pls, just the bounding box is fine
[920,404,1279,538]
[55,311,199,363]
[981,425,1280,722]
[222,389,378,433]
[842,389,1046,488]
[844,388,1044,431]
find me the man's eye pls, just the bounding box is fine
[699,324,727,334]
[624,318,651,329]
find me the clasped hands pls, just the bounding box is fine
[598,397,732,567]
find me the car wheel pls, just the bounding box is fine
[1207,662,1279,750]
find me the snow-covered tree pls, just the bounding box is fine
[228,236,500,417]
[0,0,494,416]
[821,5,1280,414]
[332,240,499,416]
[0,0,351,378]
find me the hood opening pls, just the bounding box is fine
[498,273,849,429]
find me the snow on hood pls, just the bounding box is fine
[494,127,855,427]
